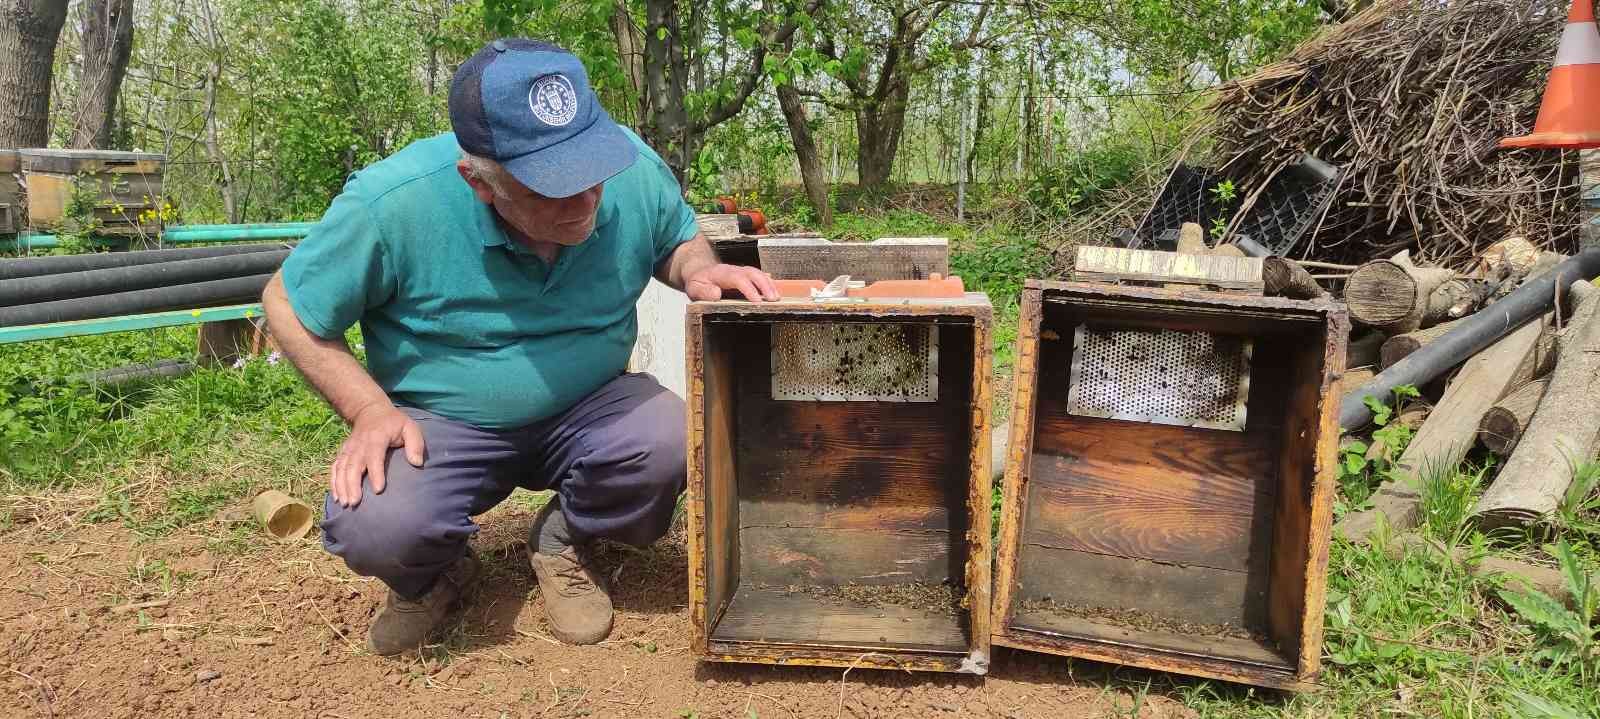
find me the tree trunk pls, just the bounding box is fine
[1021,52,1036,172]
[71,0,135,149]
[641,0,689,182]
[1379,318,1467,370]
[1478,378,1549,455]
[1262,256,1324,299]
[195,0,235,221]
[1346,330,1385,369]
[965,63,989,186]
[611,0,646,125]
[856,81,909,190]
[0,0,71,148]
[1344,250,1457,332]
[775,80,830,227]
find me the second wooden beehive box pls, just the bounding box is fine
[686,293,993,674]
[993,280,1348,690]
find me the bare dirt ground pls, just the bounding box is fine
[0,500,1205,719]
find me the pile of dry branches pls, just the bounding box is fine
[1205,0,1585,268]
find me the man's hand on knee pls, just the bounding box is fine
[331,403,426,508]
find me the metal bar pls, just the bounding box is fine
[0,303,263,344]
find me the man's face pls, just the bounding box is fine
[459,163,603,246]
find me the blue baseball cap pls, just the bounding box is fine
[448,39,637,198]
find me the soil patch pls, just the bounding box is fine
[0,497,1206,718]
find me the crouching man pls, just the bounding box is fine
[262,39,778,655]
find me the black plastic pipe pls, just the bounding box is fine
[1234,236,1272,258]
[0,243,292,281]
[0,274,273,328]
[1339,248,1600,429]
[0,249,289,307]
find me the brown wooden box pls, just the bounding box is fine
[19,149,164,235]
[686,295,994,674]
[992,280,1348,691]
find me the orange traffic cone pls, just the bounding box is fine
[1502,0,1600,149]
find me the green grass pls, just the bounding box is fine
[1,325,341,533]
[4,208,1600,716]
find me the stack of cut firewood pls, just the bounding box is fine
[1317,238,1600,542]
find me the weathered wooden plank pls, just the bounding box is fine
[991,286,1043,633]
[1025,415,1276,573]
[690,294,991,318]
[703,645,969,673]
[1009,606,1289,668]
[1074,246,1265,292]
[995,617,1305,690]
[757,237,949,282]
[686,313,714,651]
[962,310,994,656]
[1266,319,1344,678]
[695,213,740,241]
[734,401,963,531]
[18,148,164,175]
[712,586,968,653]
[736,526,958,587]
[1013,543,1265,629]
[702,322,740,636]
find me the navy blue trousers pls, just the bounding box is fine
[320,372,686,599]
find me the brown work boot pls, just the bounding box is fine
[528,544,614,645]
[367,549,481,656]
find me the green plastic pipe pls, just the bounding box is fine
[167,222,316,232]
[3,224,314,251]
[160,226,313,242]
[3,234,59,250]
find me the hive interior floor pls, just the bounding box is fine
[711,584,970,654]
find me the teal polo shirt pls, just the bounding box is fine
[280,129,699,429]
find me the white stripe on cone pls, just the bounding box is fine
[1554,21,1600,66]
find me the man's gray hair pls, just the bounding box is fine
[460,150,515,199]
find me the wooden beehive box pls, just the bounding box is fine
[686,294,993,674]
[20,149,165,236]
[992,280,1348,690]
[0,150,20,235]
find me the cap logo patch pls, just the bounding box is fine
[528,75,578,127]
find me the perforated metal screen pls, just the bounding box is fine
[770,322,939,402]
[1067,326,1251,431]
